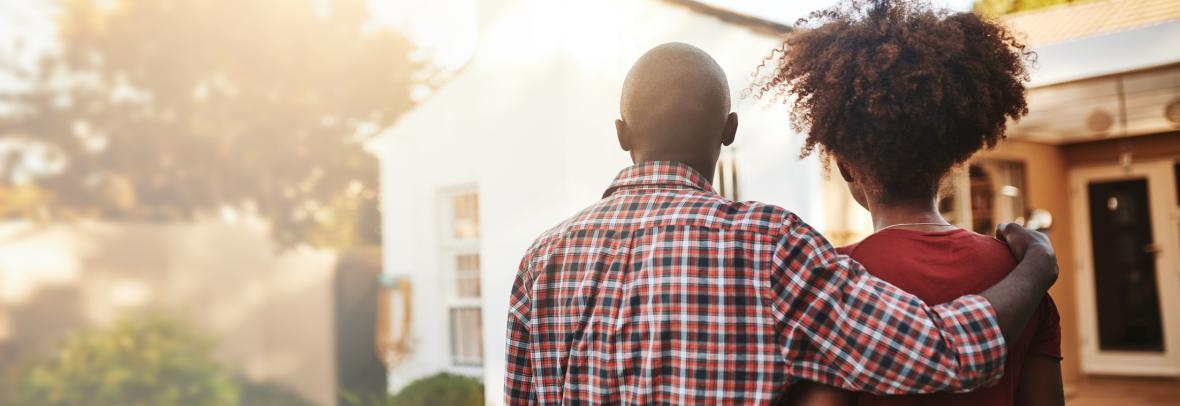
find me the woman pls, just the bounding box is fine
[754,1,1064,405]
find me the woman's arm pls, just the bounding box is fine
[1014,355,1064,406]
[786,381,856,406]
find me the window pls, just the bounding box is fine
[714,150,739,201]
[441,189,483,366]
[940,159,1028,234]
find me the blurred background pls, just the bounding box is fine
[0,0,1178,405]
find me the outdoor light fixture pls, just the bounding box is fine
[1165,98,1180,125]
[1086,109,1114,133]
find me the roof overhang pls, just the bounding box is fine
[1027,20,1180,88]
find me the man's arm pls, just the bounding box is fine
[504,257,536,406]
[504,311,536,406]
[769,217,1057,395]
[979,223,1060,348]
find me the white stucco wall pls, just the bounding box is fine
[371,0,825,403]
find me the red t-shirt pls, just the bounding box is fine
[838,228,1061,406]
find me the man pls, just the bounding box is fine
[504,43,1057,405]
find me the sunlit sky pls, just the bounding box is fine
[0,0,976,85]
[697,0,975,24]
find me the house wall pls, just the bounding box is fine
[373,0,824,403]
[0,220,338,406]
[982,133,1180,386]
[377,86,486,391]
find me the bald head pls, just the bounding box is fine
[616,43,737,179]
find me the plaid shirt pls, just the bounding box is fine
[505,161,1007,405]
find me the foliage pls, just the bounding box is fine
[0,315,239,406]
[973,0,1080,16]
[238,379,317,406]
[0,0,423,248]
[340,373,484,406]
[0,314,318,406]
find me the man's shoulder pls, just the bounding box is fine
[560,195,800,240]
[653,192,802,234]
[728,199,800,228]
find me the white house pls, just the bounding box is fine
[368,0,1180,402]
[365,0,851,402]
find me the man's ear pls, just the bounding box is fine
[836,160,855,183]
[721,112,738,146]
[615,119,632,152]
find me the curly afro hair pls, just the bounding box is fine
[754,0,1033,203]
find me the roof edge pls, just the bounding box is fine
[660,0,793,36]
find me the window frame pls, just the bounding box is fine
[437,186,484,367]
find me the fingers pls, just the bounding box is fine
[994,223,1009,242]
[996,222,1027,244]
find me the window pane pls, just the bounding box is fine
[450,307,484,365]
[456,253,481,298]
[452,192,480,240]
[960,160,1028,234]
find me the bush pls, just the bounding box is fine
[341,373,484,406]
[238,379,317,406]
[0,315,239,406]
[392,373,483,406]
[0,314,316,406]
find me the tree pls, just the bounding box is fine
[974,0,1079,16]
[0,0,424,247]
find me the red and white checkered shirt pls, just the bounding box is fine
[505,161,1007,405]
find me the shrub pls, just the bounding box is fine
[341,373,484,406]
[1,314,239,406]
[392,373,484,406]
[238,379,317,406]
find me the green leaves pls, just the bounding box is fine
[340,373,485,406]
[973,0,1077,16]
[1,315,239,406]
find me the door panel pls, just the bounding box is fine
[1071,160,1180,377]
[1087,179,1165,352]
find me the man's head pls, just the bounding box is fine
[616,43,738,180]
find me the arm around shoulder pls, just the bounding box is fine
[768,218,1009,395]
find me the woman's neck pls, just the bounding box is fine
[865,197,953,232]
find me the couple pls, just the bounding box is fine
[505,1,1062,405]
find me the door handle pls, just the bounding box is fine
[1144,244,1161,255]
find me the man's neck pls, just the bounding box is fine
[865,197,951,232]
[633,153,716,184]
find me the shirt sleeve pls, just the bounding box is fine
[504,258,536,406]
[1028,295,1063,360]
[768,216,1008,395]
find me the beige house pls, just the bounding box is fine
[817,2,1180,401]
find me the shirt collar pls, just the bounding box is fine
[603,161,714,198]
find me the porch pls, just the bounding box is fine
[1068,376,1180,405]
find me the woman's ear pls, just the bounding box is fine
[836,160,854,183]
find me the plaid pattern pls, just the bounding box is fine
[505,161,1006,405]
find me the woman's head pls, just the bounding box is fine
[756,0,1032,206]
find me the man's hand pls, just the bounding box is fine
[994,222,1059,288]
[979,223,1060,346]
